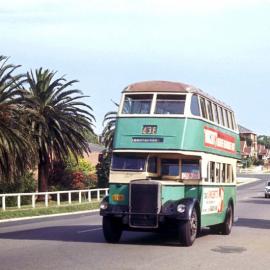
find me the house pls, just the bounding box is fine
[240,140,251,159]
[238,125,257,158]
[83,143,105,166]
[257,143,270,162]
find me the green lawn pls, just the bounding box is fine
[0,202,100,220]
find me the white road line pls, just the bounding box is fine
[0,209,99,223]
[77,227,102,234]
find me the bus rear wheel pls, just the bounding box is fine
[178,208,198,246]
[102,216,122,243]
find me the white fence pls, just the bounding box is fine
[0,188,109,211]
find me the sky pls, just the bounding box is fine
[1,0,270,135]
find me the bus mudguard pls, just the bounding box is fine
[173,197,200,221]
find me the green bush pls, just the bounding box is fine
[96,151,111,188]
[0,172,36,207]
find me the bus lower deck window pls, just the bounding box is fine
[209,161,215,182]
[112,154,146,171]
[161,159,179,176]
[181,160,200,179]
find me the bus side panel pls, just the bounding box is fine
[109,183,129,206]
[200,185,236,227]
[161,185,185,204]
[183,119,241,159]
[185,185,201,201]
[114,118,240,160]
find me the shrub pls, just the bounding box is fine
[48,157,97,191]
[0,172,36,207]
[96,151,111,188]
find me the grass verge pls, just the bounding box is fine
[0,202,100,220]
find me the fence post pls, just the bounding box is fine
[105,189,108,196]
[97,190,100,201]
[32,194,35,208]
[68,192,72,204]
[79,191,82,203]
[45,193,48,207]
[2,196,6,211]
[57,193,60,206]
[17,195,21,209]
[88,190,91,202]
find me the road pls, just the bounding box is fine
[0,174,270,270]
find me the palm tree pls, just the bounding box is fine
[0,56,33,182]
[102,100,119,150]
[102,110,117,149]
[97,103,118,188]
[21,68,95,192]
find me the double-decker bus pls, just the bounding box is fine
[100,81,240,246]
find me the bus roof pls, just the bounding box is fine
[123,80,232,110]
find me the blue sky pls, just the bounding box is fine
[1,0,270,135]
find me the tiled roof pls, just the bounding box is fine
[88,143,105,153]
[238,124,255,134]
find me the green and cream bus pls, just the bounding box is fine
[100,81,240,246]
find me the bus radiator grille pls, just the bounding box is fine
[129,181,160,228]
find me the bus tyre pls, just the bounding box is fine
[102,216,122,243]
[220,204,233,235]
[178,208,198,246]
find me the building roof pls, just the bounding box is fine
[238,124,255,134]
[122,80,232,110]
[88,143,105,153]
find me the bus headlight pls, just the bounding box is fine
[177,204,186,213]
[100,200,108,210]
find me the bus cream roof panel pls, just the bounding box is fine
[123,80,232,111]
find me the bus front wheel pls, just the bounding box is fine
[220,204,233,235]
[178,208,198,246]
[102,216,122,243]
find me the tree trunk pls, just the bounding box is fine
[38,153,49,193]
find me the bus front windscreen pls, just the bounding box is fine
[122,94,152,114]
[112,154,146,171]
[155,94,186,114]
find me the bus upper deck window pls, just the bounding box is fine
[161,159,179,176]
[181,160,200,180]
[122,94,152,114]
[155,95,185,114]
[199,97,207,119]
[206,100,214,122]
[190,94,200,116]
[218,106,224,126]
[213,103,219,124]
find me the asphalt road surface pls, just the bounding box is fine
[0,174,270,270]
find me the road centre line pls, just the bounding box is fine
[77,227,102,234]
